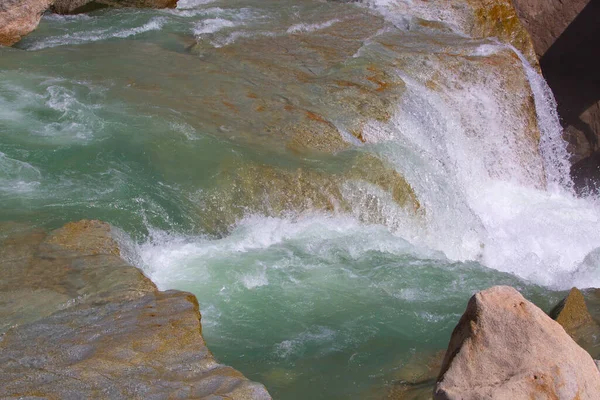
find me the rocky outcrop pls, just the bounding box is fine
[0,0,53,46]
[51,0,177,15]
[0,220,271,399]
[435,286,600,399]
[509,0,589,58]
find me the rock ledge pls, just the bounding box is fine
[0,220,271,399]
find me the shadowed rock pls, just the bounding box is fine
[0,220,271,399]
[435,286,600,399]
[51,0,177,15]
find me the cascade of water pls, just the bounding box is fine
[507,43,574,192]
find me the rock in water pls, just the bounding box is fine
[0,220,271,400]
[435,286,600,399]
[51,0,178,14]
[0,0,53,46]
[550,287,600,359]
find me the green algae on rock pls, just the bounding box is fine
[0,220,271,400]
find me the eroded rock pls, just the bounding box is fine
[435,286,600,399]
[0,0,53,46]
[0,220,271,400]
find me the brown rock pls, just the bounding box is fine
[551,287,596,335]
[0,0,53,46]
[389,351,445,400]
[435,286,600,399]
[467,0,538,67]
[51,0,178,14]
[550,287,600,359]
[0,220,271,399]
[511,0,600,187]
[510,0,589,58]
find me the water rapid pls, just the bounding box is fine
[1,0,599,398]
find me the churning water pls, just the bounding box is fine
[1,0,599,398]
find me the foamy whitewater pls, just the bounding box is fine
[1,0,599,398]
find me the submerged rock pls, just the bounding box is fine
[0,0,53,46]
[388,350,445,400]
[0,220,271,399]
[196,152,421,235]
[435,286,600,399]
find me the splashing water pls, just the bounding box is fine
[1,0,599,398]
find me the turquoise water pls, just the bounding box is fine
[1,0,600,398]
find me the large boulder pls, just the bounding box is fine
[0,220,271,399]
[0,0,53,46]
[435,286,600,399]
[51,0,177,14]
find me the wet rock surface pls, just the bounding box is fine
[550,287,600,358]
[0,220,271,399]
[435,286,600,399]
[51,0,178,15]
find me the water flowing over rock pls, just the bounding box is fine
[0,0,53,46]
[511,0,600,191]
[435,286,600,399]
[0,220,271,399]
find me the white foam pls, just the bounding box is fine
[194,18,236,36]
[177,0,218,9]
[26,17,167,50]
[357,39,600,289]
[508,44,573,191]
[287,19,341,34]
[136,214,439,290]
[364,0,465,33]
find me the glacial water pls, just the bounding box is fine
[1,0,600,398]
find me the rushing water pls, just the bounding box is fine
[1,0,600,398]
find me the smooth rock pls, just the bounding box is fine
[435,286,600,399]
[0,0,53,46]
[0,220,271,400]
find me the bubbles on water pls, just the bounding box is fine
[194,18,237,36]
[274,326,337,359]
[0,152,42,194]
[177,0,219,9]
[22,17,168,50]
[0,75,107,144]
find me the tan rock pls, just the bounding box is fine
[467,0,539,67]
[0,220,271,399]
[0,0,53,46]
[435,286,600,399]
